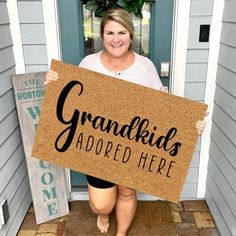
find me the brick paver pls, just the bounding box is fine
[17,200,220,235]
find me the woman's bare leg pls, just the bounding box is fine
[116,186,137,236]
[88,183,117,233]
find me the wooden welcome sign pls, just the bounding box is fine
[12,72,69,224]
[32,60,207,203]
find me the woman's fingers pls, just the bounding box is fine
[196,120,207,136]
[43,69,59,85]
[196,111,208,135]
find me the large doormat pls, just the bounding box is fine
[65,201,177,235]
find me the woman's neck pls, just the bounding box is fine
[101,50,135,72]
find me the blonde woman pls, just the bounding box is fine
[45,8,206,236]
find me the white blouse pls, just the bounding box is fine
[79,51,163,91]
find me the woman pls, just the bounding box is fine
[45,8,206,236]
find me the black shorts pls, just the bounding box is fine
[86,175,116,189]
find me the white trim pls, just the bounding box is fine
[42,0,61,66]
[170,0,190,96]
[7,0,25,74]
[197,0,224,198]
[70,191,89,201]
[70,191,161,201]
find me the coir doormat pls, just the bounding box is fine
[65,201,177,235]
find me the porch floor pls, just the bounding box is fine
[17,200,220,236]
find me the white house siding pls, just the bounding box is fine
[180,0,214,200]
[18,0,48,72]
[205,1,236,235]
[0,1,31,235]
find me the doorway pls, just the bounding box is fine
[57,0,174,192]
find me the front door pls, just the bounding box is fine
[57,0,174,191]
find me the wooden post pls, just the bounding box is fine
[12,72,69,224]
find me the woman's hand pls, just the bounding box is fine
[196,120,206,135]
[196,112,208,135]
[43,69,59,85]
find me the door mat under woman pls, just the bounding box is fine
[65,200,177,236]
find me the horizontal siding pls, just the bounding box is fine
[180,124,201,199]
[206,189,232,236]
[218,44,236,73]
[187,49,209,63]
[0,2,31,235]
[1,176,31,236]
[210,141,236,202]
[0,109,19,146]
[185,168,198,183]
[181,183,197,199]
[190,0,213,16]
[213,103,236,144]
[214,72,236,140]
[18,1,48,73]
[222,1,236,23]
[221,22,236,48]
[25,65,48,73]
[216,65,236,98]
[214,84,236,124]
[21,23,46,44]
[211,123,236,169]
[0,144,25,193]
[18,1,43,23]
[0,47,15,73]
[0,89,16,122]
[195,137,201,151]
[0,2,9,24]
[190,152,200,167]
[0,24,12,48]
[1,160,28,204]
[206,171,236,234]
[184,82,206,100]
[0,128,22,170]
[0,67,15,96]
[206,1,236,234]
[186,63,208,82]
[23,45,47,64]
[6,190,31,236]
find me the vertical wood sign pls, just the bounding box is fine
[12,72,69,224]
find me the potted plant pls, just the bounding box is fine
[81,0,153,18]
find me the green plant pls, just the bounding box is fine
[81,0,152,18]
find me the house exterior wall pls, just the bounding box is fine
[205,1,236,235]
[3,0,235,234]
[0,0,31,235]
[181,0,213,199]
[18,0,48,73]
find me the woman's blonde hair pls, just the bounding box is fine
[100,8,134,40]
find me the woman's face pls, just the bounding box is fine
[103,20,132,58]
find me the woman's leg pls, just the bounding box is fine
[116,186,137,236]
[88,183,117,233]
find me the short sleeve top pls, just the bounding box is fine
[79,51,163,91]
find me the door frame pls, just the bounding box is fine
[42,0,198,200]
[42,0,188,200]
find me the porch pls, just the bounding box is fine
[17,200,219,236]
